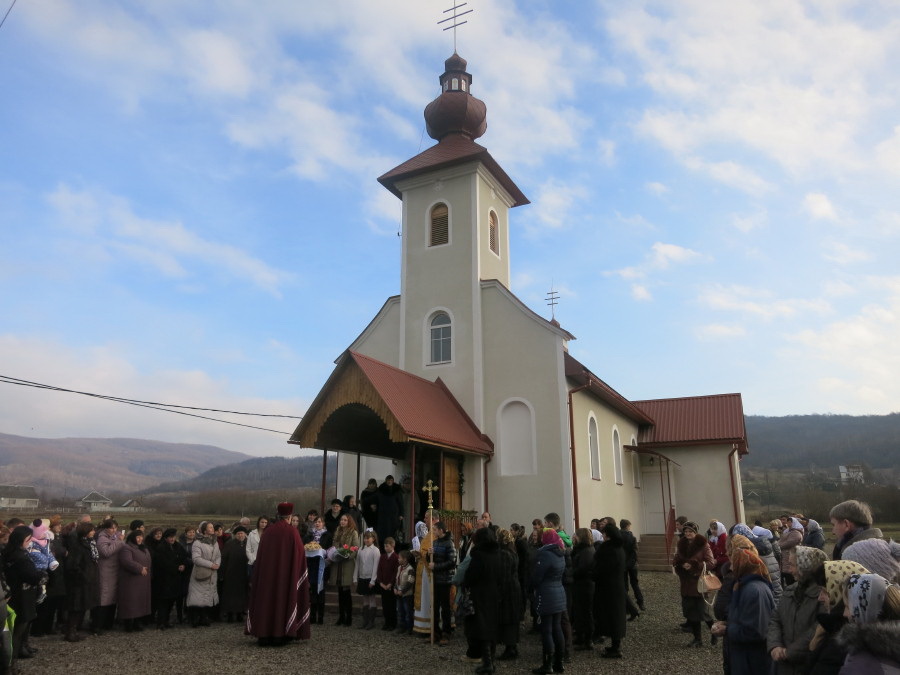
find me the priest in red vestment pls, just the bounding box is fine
[245,502,311,646]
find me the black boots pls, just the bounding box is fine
[336,588,352,626]
[475,641,496,673]
[552,651,565,673]
[532,651,553,674]
[497,644,518,660]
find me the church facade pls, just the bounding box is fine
[289,53,747,539]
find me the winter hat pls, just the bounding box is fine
[277,502,294,517]
[30,519,50,545]
[162,528,178,539]
[824,560,869,608]
[842,539,900,584]
[846,573,889,624]
[541,528,563,548]
[794,545,828,580]
[682,521,699,534]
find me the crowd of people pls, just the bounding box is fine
[2,488,898,675]
[671,499,899,674]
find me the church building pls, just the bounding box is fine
[289,53,748,540]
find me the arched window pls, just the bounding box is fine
[613,428,623,485]
[430,203,449,247]
[429,312,451,364]
[589,416,600,480]
[498,399,537,476]
[488,211,499,255]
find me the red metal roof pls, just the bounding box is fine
[633,394,748,452]
[564,352,655,425]
[377,134,529,207]
[350,351,493,455]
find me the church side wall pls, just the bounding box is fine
[350,299,402,368]
[569,390,644,535]
[477,286,571,529]
[663,444,744,528]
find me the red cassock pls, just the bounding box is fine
[245,518,311,640]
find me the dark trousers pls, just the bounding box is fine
[433,583,452,638]
[156,598,175,626]
[626,567,644,607]
[539,611,565,655]
[397,595,413,631]
[380,587,397,628]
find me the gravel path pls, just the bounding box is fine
[19,572,724,675]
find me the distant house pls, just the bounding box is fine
[76,490,113,511]
[0,484,39,510]
[839,465,865,485]
[119,498,144,511]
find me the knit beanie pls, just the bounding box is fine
[794,545,828,580]
[541,528,563,548]
[842,539,900,584]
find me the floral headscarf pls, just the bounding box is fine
[731,523,754,539]
[823,559,869,607]
[846,573,889,624]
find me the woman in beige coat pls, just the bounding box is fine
[186,521,221,626]
[331,514,359,626]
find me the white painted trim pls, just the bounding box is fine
[422,307,455,369]
[588,412,601,480]
[612,426,624,485]
[399,198,408,370]
[487,208,501,259]
[347,295,400,355]
[631,435,641,488]
[496,397,538,476]
[556,342,575,532]
[472,172,484,427]
[426,198,452,249]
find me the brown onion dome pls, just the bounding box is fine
[424,52,487,141]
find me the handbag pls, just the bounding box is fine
[192,565,213,581]
[698,562,721,605]
[454,586,474,621]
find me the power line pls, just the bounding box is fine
[0,374,302,435]
[0,0,17,31]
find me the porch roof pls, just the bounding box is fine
[632,393,748,454]
[288,351,493,457]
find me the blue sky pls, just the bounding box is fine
[2,1,899,458]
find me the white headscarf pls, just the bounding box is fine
[709,521,727,543]
[590,528,603,543]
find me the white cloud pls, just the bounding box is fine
[875,125,900,175]
[731,209,768,233]
[803,192,839,221]
[631,284,652,301]
[696,324,747,340]
[648,242,704,269]
[530,180,588,230]
[597,139,617,167]
[180,30,256,98]
[699,284,831,321]
[822,240,869,265]
[645,181,668,196]
[47,184,292,296]
[684,157,772,195]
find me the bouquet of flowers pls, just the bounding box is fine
[334,544,358,561]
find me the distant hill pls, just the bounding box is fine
[147,455,337,494]
[744,413,900,470]
[0,432,252,497]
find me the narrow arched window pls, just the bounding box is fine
[589,417,600,480]
[613,428,623,485]
[430,203,449,247]
[430,313,451,364]
[489,211,499,255]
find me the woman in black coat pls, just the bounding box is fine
[62,521,100,641]
[219,526,249,622]
[593,521,627,659]
[497,529,523,661]
[571,527,595,650]
[464,526,503,674]
[3,525,45,665]
[151,528,187,629]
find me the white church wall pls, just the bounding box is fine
[569,389,644,534]
[475,172,511,287]
[477,286,571,529]
[665,444,745,528]
[350,298,401,368]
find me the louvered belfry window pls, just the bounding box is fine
[489,211,499,254]
[430,203,449,246]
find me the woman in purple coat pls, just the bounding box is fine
[117,530,152,631]
[95,518,124,631]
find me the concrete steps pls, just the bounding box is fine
[638,534,675,572]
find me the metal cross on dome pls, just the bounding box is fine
[438,2,473,52]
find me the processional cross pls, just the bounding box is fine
[423,479,439,510]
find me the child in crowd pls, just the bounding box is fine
[355,530,381,629]
[377,536,400,631]
[394,549,416,634]
[27,518,58,604]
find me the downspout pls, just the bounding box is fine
[567,382,591,530]
[409,444,417,543]
[728,444,741,524]
[320,448,328,515]
[483,455,491,514]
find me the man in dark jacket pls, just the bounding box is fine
[829,500,883,560]
[375,476,404,546]
[429,521,457,645]
[620,519,645,611]
[323,499,344,534]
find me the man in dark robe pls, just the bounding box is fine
[245,502,310,646]
[375,475,404,546]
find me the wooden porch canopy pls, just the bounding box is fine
[288,350,493,459]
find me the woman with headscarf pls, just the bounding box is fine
[778,518,804,586]
[117,529,151,632]
[187,521,221,627]
[94,517,124,632]
[62,520,100,642]
[593,520,628,659]
[2,525,44,666]
[708,520,730,573]
[799,517,826,551]
[766,545,828,674]
[836,573,900,673]
[151,528,186,629]
[804,559,869,675]
[531,528,567,675]
[673,520,716,647]
[841,538,900,584]
[219,525,249,622]
[724,547,775,674]
[730,523,783,606]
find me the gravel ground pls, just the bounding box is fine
[18,572,724,675]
